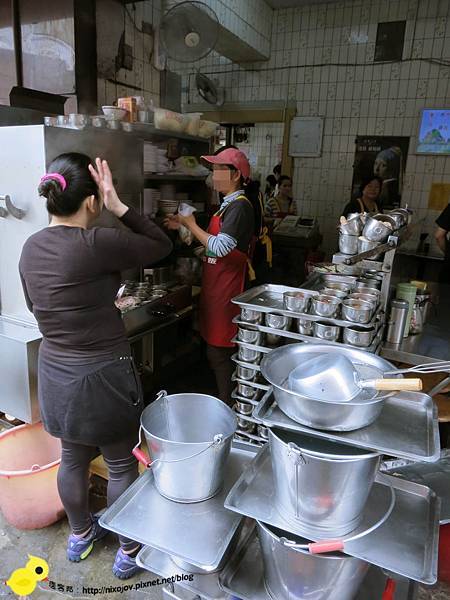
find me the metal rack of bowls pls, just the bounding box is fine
[229,275,391,447]
[219,342,444,600]
[338,210,410,261]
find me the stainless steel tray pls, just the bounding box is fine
[232,374,270,392]
[219,528,418,600]
[231,338,272,354]
[99,443,256,571]
[232,284,383,330]
[253,390,440,463]
[231,353,261,372]
[136,520,255,600]
[231,388,262,406]
[224,446,439,584]
[386,451,450,523]
[233,316,383,353]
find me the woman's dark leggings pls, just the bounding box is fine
[57,434,139,551]
[206,344,235,406]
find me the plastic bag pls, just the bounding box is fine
[178,203,196,246]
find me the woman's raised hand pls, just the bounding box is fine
[89,158,128,218]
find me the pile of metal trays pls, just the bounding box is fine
[232,283,385,354]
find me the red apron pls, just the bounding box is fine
[200,198,251,347]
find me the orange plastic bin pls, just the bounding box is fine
[0,422,65,529]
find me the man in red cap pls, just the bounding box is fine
[165,148,255,405]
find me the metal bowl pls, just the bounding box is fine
[311,295,341,318]
[313,321,341,341]
[238,346,261,364]
[348,293,378,308]
[339,216,362,236]
[237,383,257,399]
[283,291,310,313]
[362,214,396,242]
[238,328,263,345]
[343,326,376,348]
[241,308,263,324]
[358,237,383,259]
[386,210,406,229]
[261,344,399,431]
[355,286,381,298]
[321,287,348,300]
[323,282,351,293]
[339,234,359,255]
[342,299,373,324]
[265,313,292,330]
[296,318,314,336]
[235,400,253,415]
[236,365,257,381]
[356,277,380,290]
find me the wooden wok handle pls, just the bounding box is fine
[362,378,422,391]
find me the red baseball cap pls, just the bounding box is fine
[201,148,251,180]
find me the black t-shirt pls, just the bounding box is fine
[436,204,450,260]
[220,199,255,253]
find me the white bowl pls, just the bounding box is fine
[102,106,127,121]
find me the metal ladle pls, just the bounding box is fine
[288,354,422,403]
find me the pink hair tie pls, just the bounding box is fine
[40,173,67,191]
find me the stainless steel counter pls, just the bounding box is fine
[381,283,450,365]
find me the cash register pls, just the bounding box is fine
[273,216,321,247]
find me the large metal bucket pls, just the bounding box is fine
[258,521,368,600]
[269,428,380,536]
[140,392,236,503]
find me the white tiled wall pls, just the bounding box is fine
[96,0,162,109]
[175,0,450,256]
[236,122,284,182]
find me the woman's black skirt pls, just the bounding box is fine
[38,352,144,446]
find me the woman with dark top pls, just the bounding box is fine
[19,153,172,578]
[165,148,255,406]
[342,177,382,217]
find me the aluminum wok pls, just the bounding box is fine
[261,344,402,431]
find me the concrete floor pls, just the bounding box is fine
[2,499,450,600]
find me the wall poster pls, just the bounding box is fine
[352,136,410,210]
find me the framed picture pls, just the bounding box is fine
[352,136,410,210]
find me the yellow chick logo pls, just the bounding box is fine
[5,554,49,597]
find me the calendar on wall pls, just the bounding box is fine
[289,117,324,157]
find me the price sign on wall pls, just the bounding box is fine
[289,117,324,157]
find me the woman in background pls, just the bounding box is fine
[343,176,382,217]
[19,154,172,578]
[265,175,297,220]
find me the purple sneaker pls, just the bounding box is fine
[67,515,108,562]
[112,548,141,579]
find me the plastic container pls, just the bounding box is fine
[0,423,64,529]
[198,119,218,138]
[396,283,417,337]
[154,108,188,133]
[184,113,202,136]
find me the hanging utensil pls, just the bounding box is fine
[384,360,450,375]
[288,354,422,403]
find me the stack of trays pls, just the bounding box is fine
[232,278,385,351]
[220,346,441,599]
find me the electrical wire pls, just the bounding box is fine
[190,56,450,79]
